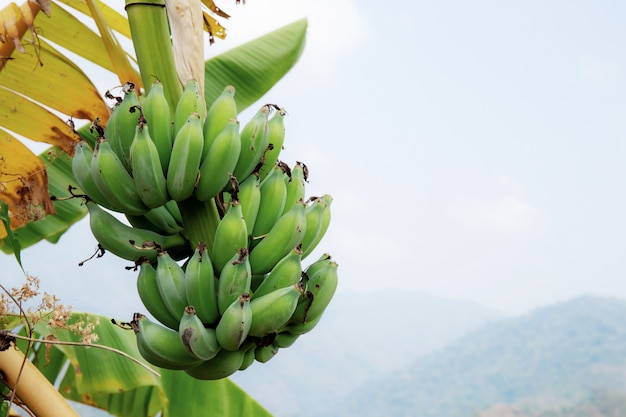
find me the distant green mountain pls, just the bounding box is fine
[330,295,626,417]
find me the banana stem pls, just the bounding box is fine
[0,344,80,417]
[178,197,220,253]
[125,0,182,113]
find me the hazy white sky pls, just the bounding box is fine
[4,0,626,316]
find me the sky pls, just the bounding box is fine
[3,0,626,317]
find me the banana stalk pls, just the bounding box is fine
[125,0,182,112]
[177,196,221,255]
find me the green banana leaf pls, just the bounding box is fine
[0,18,307,255]
[21,313,271,417]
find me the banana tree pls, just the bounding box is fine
[0,0,312,415]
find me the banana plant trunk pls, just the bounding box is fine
[0,344,80,417]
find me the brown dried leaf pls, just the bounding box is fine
[0,128,55,240]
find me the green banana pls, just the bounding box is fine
[217,248,252,315]
[184,242,220,325]
[91,136,149,215]
[196,119,241,201]
[136,258,180,330]
[132,313,203,370]
[258,107,286,181]
[303,253,333,278]
[254,343,279,364]
[283,313,322,336]
[290,260,338,326]
[126,205,184,236]
[248,199,307,275]
[174,79,205,136]
[248,283,303,338]
[155,249,188,321]
[164,199,183,225]
[141,80,173,173]
[86,201,186,262]
[179,306,221,360]
[237,171,261,233]
[252,245,303,300]
[71,140,118,212]
[273,331,299,348]
[129,115,169,208]
[283,161,307,215]
[299,196,327,258]
[302,194,333,259]
[203,85,237,159]
[184,346,247,380]
[238,342,257,371]
[110,84,141,171]
[166,112,204,201]
[232,105,271,183]
[215,293,252,351]
[251,162,288,239]
[211,198,249,276]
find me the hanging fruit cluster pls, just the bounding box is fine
[71,80,338,379]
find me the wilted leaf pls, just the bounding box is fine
[0,128,55,239]
[0,37,111,124]
[0,86,80,154]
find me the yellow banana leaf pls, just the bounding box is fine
[0,37,110,124]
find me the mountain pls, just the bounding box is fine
[229,289,504,417]
[330,295,626,417]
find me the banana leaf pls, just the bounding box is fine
[0,18,308,254]
[21,313,271,417]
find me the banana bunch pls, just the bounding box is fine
[72,81,339,379]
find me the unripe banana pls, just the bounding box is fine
[299,196,327,258]
[251,162,288,239]
[217,248,252,315]
[232,105,271,183]
[273,331,299,348]
[184,346,248,380]
[136,258,180,330]
[283,161,307,215]
[254,343,279,364]
[252,245,303,300]
[184,242,219,325]
[290,260,338,326]
[248,199,307,275]
[142,80,173,173]
[248,283,303,338]
[211,198,248,276]
[196,119,241,201]
[71,140,118,211]
[126,205,184,236]
[155,249,188,321]
[86,201,186,262]
[164,200,183,225]
[129,116,169,208]
[302,194,333,259]
[110,85,141,171]
[237,171,261,233]
[132,313,203,370]
[283,313,322,336]
[303,253,332,277]
[238,342,257,371]
[203,85,237,159]
[91,136,149,215]
[215,293,252,351]
[174,79,205,136]
[166,112,204,201]
[258,107,286,181]
[179,306,221,360]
